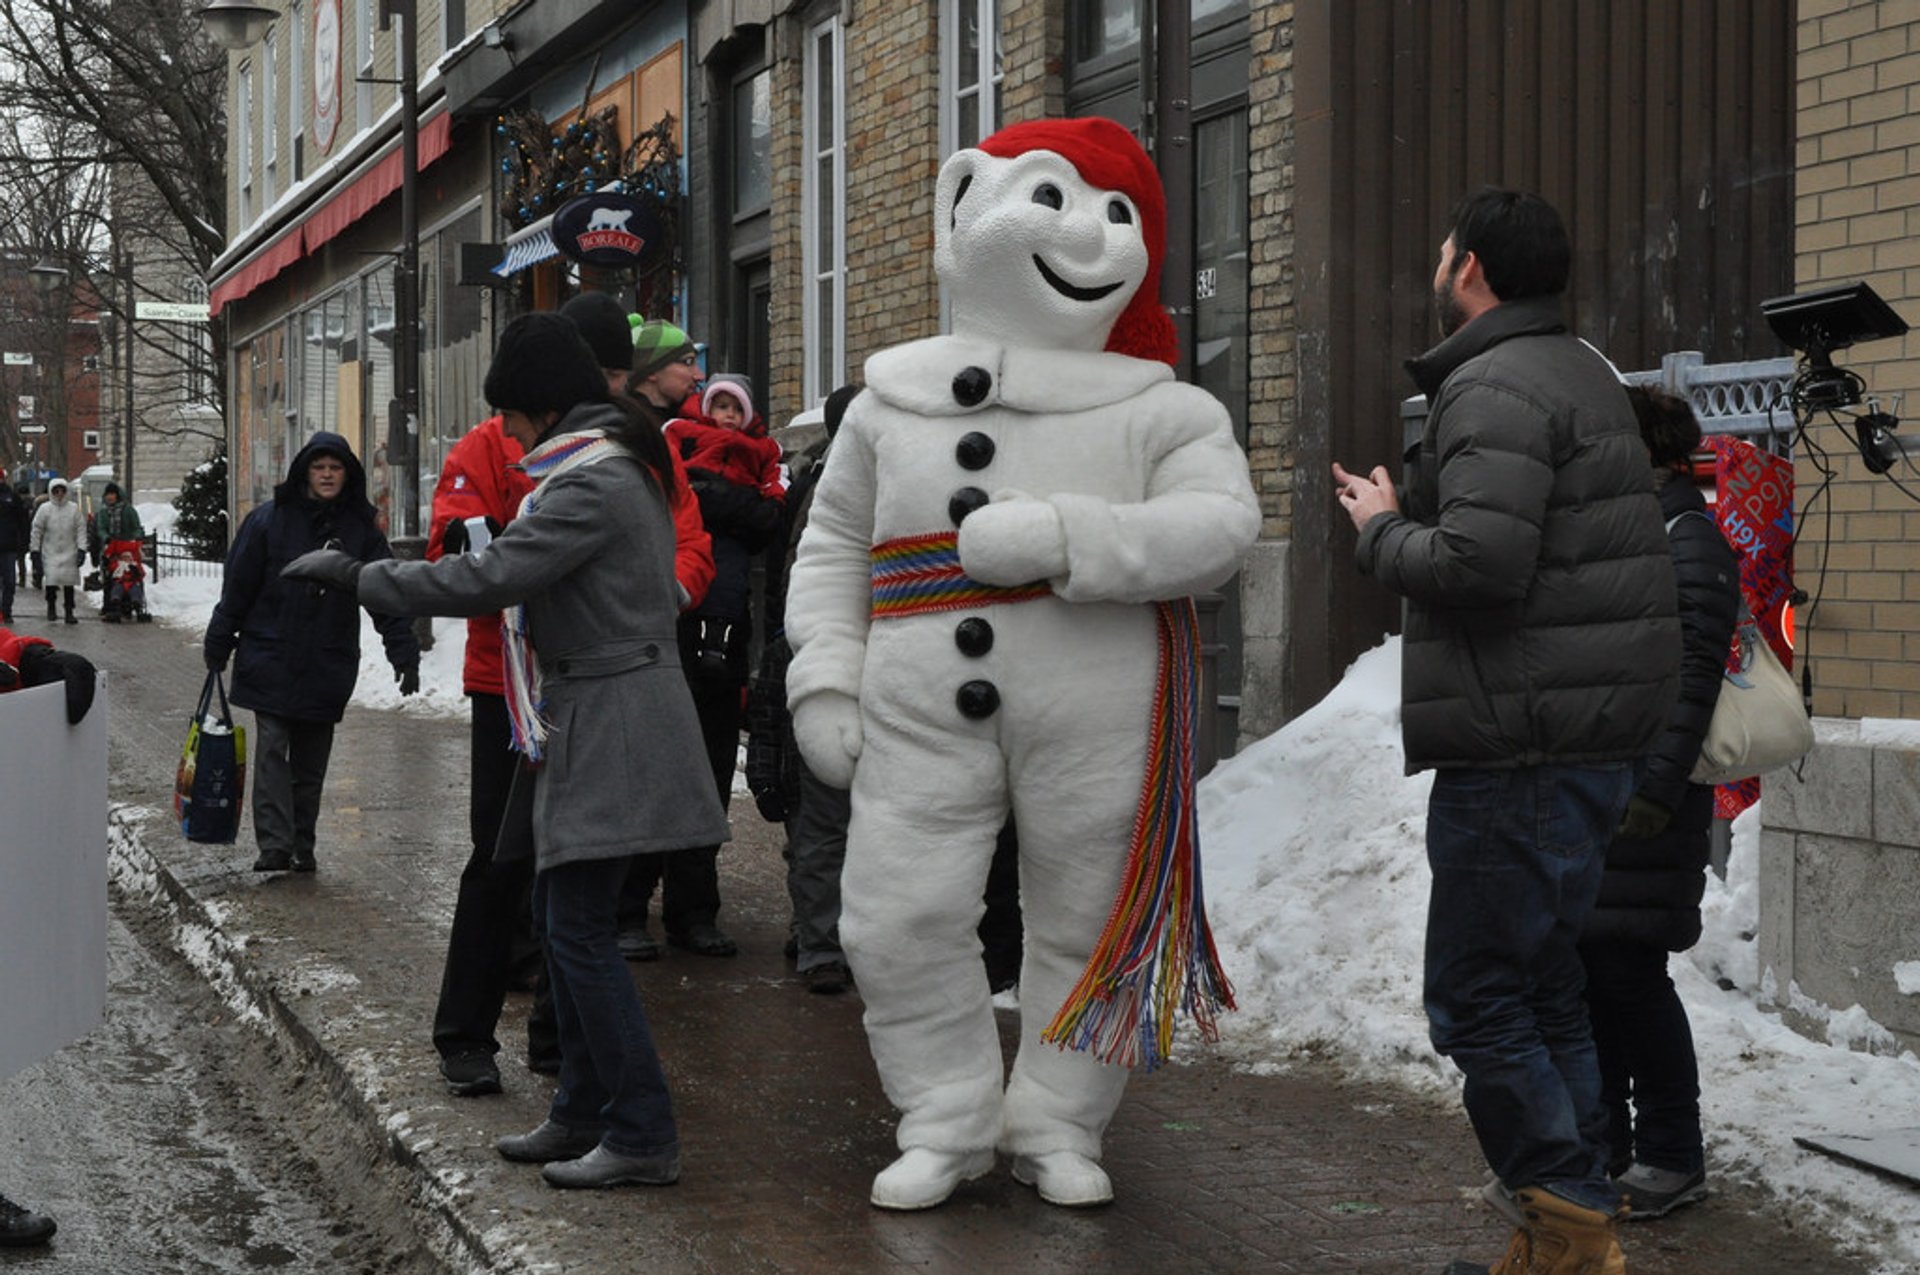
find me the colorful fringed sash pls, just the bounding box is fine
[865,532,1235,1070]
[870,531,1053,617]
[501,429,633,763]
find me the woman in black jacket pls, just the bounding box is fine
[1578,386,1741,1220]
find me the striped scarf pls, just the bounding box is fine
[501,429,633,762]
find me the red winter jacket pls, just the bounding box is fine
[0,627,53,689]
[426,416,715,696]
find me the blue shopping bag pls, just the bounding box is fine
[174,671,247,843]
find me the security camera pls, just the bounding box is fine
[1761,282,1909,410]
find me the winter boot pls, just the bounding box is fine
[0,1192,55,1247]
[1613,1163,1706,1220]
[45,590,56,620]
[1444,1186,1627,1275]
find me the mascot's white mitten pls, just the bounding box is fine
[791,689,863,789]
[957,492,1069,587]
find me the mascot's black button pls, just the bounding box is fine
[948,486,990,525]
[955,431,996,470]
[954,617,994,657]
[952,366,993,407]
[956,679,1000,719]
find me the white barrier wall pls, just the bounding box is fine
[0,675,108,1080]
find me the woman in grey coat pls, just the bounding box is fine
[285,311,728,1190]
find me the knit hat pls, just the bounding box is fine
[484,312,609,417]
[701,374,755,422]
[632,319,697,380]
[558,291,633,372]
[977,117,1177,366]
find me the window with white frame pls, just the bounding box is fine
[238,60,254,224]
[262,31,278,202]
[82,430,101,451]
[941,0,1002,155]
[802,14,845,406]
[290,0,306,178]
[183,277,214,404]
[442,0,465,55]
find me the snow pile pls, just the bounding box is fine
[1199,636,1920,1272]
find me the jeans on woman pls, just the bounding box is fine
[1423,763,1634,1215]
[1578,938,1704,1176]
[537,856,678,1155]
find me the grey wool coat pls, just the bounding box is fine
[356,405,729,872]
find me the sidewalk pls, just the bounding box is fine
[56,608,1873,1274]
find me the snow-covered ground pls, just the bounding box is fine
[130,496,1920,1268]
[1201,637,1920,1273]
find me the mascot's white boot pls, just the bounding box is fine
[786,116,1260,1211]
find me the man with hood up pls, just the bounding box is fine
[203,432,420,873]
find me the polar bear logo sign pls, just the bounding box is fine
[585,207,634,233]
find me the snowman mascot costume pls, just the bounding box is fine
[786,116,1260,1212]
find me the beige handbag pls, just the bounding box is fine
[1690,605,1815,785]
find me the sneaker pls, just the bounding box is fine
[1480,1173,1526,1228]
[617,925,663,962]
[252,848,294,872]
[804,961,851,995]
[291,848,317,873]
[440,1050,502,1097]
[667,922,738,958]
[497,1119,603,1164]
[1614,1162,1707,1219]
[0,1193,54,1247]
[541,1143,681,1189]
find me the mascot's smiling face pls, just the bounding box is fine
[934,145,1150,354]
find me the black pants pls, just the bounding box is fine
[432,694,554,1064]
[252,712,335,858]
[620,666,739,934]
[44,584,74,619]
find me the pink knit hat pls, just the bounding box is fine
[701,376,755,422]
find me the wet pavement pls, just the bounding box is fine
[27,604,1885,1274]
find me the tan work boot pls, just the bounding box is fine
[1509,1186,1627,1274]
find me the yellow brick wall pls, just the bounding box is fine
[1796,0,1920,719]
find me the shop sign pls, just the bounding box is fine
[551,193,661,269]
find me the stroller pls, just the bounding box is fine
[101,538,152,623]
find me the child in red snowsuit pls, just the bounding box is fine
[664,375,786,676]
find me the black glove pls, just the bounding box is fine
[440,519,468,555]
[19,645,97,723]
[1617,794,1673,841]
[0,658,17,690]
[752,790,789,824]
[281,548,363,592]
[395,663,420,697]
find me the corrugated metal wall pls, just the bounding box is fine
[1286,0,1795,713]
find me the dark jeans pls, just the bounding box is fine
[252,712,337,857]
[433,694,548,1061]
[538,856,678,1155]
[1424,763,1633,1214]
[0,550,15,618]
[621,666,737,934]
[786,763,848,971]
[1578,938,1704,1176]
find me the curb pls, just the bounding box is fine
[106,802,553,1275]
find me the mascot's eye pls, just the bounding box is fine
[1031,183,1063,210]
[1107,199,1133,225]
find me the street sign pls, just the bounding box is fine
[18,394,33,420]
[3,352,31,366]
[19,425,47,435]
[136,301,210,322]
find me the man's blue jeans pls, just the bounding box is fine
[1424,763,1633,1214]
[537,856,679,1156]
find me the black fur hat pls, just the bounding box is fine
[1625,384,1702,469]
[484,312,609,418]
[559,291,634,373]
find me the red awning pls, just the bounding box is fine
[303,112,452,251]
[208,111,455,318]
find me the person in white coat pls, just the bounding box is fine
[29,477,86,625]
[785,116,1261,1212]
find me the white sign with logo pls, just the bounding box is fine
[3,352,31,366]
[312,0,342,155]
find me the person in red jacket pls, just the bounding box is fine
[427,292,714,1097]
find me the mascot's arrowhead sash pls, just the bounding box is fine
[869,531,1236,1069]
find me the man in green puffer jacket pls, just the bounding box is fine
[1334,188,1679,1275]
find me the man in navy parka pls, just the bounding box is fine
[204,432,420,872]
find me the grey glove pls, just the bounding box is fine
[281,548,363,593]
